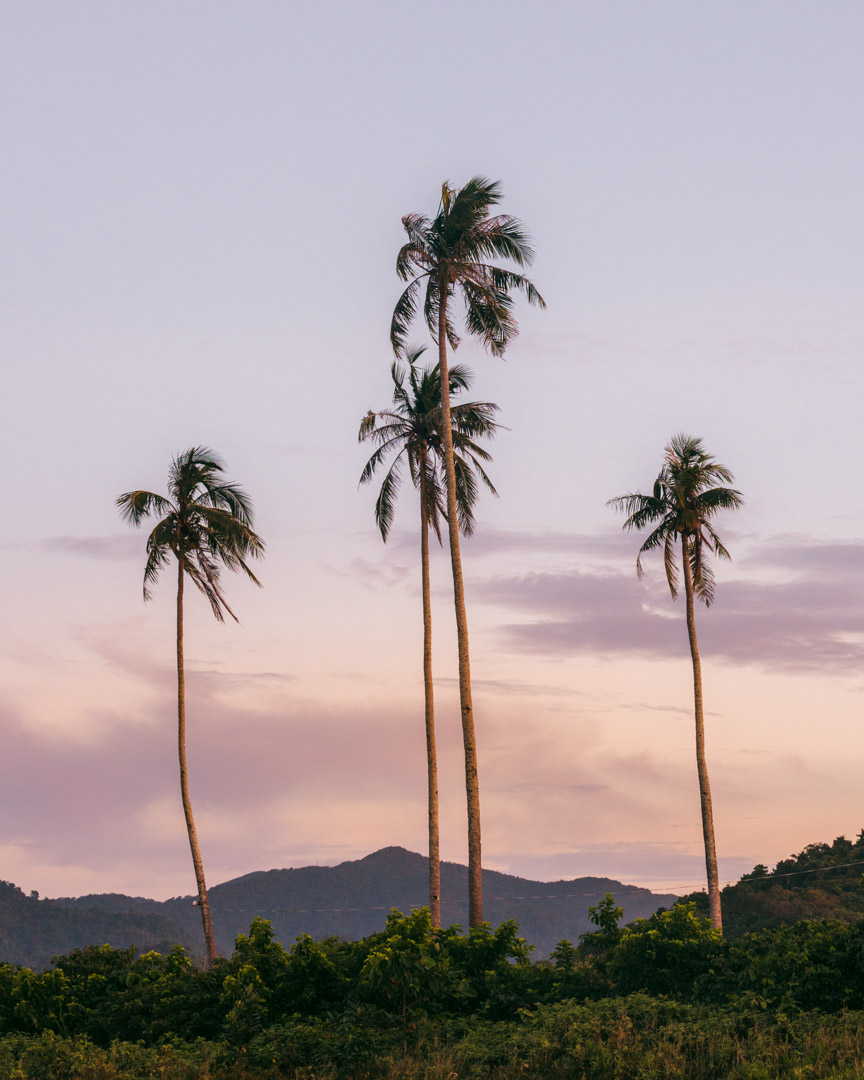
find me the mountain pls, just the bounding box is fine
[0,879,195,971]
[52,847,676,963]
[6,836,864,971]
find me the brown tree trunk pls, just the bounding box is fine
[419,455,441,928]
[437,288,483,927]
[177,557,218,967]
[681,536,723,933]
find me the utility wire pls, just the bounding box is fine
[651,856,864,893]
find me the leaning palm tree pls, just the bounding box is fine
[391,177,545,926]
[359,348,500,927]
[609,434,743,933]
[117,447,264,967]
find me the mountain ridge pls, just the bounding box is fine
[16,846,677,967]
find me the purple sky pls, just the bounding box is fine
[1,1,863,902]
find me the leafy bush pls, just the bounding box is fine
[606,901,724,997]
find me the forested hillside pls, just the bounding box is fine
[52,847,677,964]
[0,881,192,970]
[685,831,864,937]
[8,836,864,974]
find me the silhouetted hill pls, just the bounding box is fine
[7,836,864,971]
[684,831,864,938]
[55,846,678,960]
[0,880,194,970]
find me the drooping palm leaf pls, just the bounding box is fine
[117,447,265,619]
[609,434,742,607]
[359,361,500,543]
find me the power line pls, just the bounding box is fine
[651,856,864,893]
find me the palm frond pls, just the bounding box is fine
[461,280,518,356]
[391,276,426,355]
[119,449,263,617]
[461,217,537,268]
[663,530,679,598]
[703,522,733,562]
[199,481,255,526]
[184,552,233,622]
[116,489,174,525]
[373,453,405,541]
[452,456,479,536]
[142,520,174,600]
[359,358,498,542]
[694,487,744,515]
[392,177,543,360]
[613,434,741,604]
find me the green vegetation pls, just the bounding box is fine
[688,830,864,937]
[5,882,864,1078]
[7,176,857,1076]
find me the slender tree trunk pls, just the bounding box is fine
[419,456,441,927]
[177,557,218,967]
[681,536,723,933]
[437,288,483,927]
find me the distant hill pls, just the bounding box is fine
[7,836,864,971]
[685,831,864,938]
[0,879,194,970]
[36,847,676,966]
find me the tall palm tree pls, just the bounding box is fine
[609,433,743,933]
[359,348,500,927]
[117,447,264,967]
[391,177,545,926]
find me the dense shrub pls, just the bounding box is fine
[3,906,864,1076]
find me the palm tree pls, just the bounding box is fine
[117,447,264,967]
[609,433,743,933]
[359,348,500,927]
[391,177,545,926]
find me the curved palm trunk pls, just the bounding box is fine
[419,457,441,927]
[681,537,723,933]
[437,291,483,927]
[177,558,218,967]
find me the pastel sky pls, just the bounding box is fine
[2,1,862,904]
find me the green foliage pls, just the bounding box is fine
[607,902,724,997]
[7,905,864,1076]
[685,831,864,938]
[391,176,545,358]
[117,446,264,621]
[358,908,453,1018]
[0,880,189,971]
[609,433,742,605]
[359,354,500,542]
[8,968,72,1037]
[712,918,864,1012]
[280,934,347,1015]
[579,891,624,953]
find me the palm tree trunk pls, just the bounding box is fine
[437,289,483,927]
[419,456,441,928]
[681,536,723,933]
[177,557,218,967]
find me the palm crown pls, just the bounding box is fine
[391,176,545,357]
[116,446,265,621]
[609,434,743,605]
[359,348,500,540]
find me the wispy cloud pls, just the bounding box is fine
[327,557,414,589]
[472,536,864,673]
[38,535,142,560]
[436,676,587,699]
